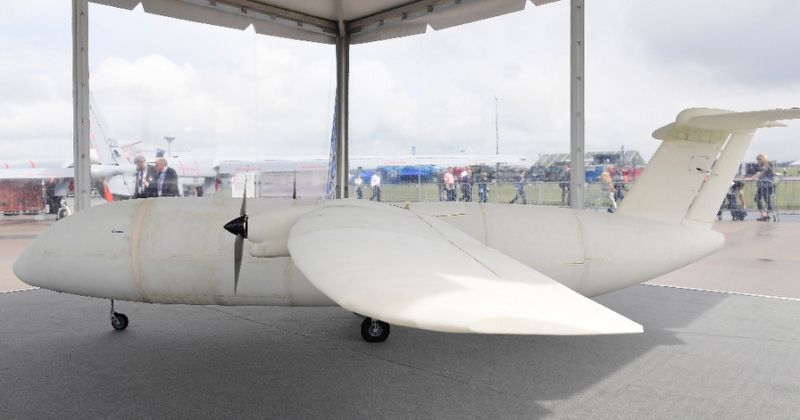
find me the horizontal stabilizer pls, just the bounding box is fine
[288,201,642,336]
[653,108,800,140]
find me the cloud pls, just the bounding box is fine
[0,0,798,164]
[627,0,800,86]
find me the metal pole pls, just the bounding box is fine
[334,34,350,199]
[72,0,92,212]
[569,0,585,210]
[495,95,500,156]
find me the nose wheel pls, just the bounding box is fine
[109,300,129,331]
[360,317,390,343]
[111,312,129,331]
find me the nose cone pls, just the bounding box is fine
[12,200,140,299]
[13,230,48,288]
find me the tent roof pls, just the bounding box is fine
[92,0,560,44]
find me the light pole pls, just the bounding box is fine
[164,136,175,158]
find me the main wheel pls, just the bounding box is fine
[111,312,129,331]
[360,318,390,343]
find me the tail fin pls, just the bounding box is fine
[617,108,800,226]
[88,95,119,165]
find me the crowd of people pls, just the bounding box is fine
[440,167,491,203]
[138,152,777,223]
[352,167,382,202]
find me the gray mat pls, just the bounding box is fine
[1,285,798,419]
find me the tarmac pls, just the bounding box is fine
[1,211,799,419]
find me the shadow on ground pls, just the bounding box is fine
[1,284,760,419]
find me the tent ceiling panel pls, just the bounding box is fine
[348,22,428,45]
[252,20,337,45]
[141,0,252,30]
[92,0,140,10]
[424,0,527,31]
[89,0,561,44]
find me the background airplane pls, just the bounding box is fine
[0,100,138,212]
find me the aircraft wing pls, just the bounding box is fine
[0,168,74,180]
[287,201,643,335]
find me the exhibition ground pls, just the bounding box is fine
[1,213,799,419]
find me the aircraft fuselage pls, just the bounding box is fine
[14,198,723,305]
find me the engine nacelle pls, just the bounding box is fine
[248,205,317,257]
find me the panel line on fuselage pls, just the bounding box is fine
[130,199,152,303]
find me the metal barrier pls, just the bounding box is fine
[369,179,800,214]
[740,178,800,214]
[363,181,619,209]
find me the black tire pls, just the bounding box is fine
[111,312,129,331]
[360,317,390,343]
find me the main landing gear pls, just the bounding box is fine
[361,317,390,343]
[110,299,129,331]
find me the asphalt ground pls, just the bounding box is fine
[1,285,798,419]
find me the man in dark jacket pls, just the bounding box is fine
[133,155,158,199]
[155,158,180,197]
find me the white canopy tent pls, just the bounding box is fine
[72,0,585,208]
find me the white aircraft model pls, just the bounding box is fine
[13,108,799,342]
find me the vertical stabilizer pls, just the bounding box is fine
[617,108,800,226]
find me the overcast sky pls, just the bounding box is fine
[1,0,798,163]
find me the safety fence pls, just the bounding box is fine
[362,178,800,213]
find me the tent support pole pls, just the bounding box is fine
[334,33,350,199]
[569,0,585,209]
[72,0,92,212]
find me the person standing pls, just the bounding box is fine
[443,168,456,201]
[600,170,617,213]
[354,167,364,199]
[613,169,627,202]
[745,154,775,221]
[133,155,157,199]
[437,170,446,201]
[155,158,180,197]
[370,171,382,202]
[559,167,571,206]
[477,172,489,203]
[510,170,527,204]
[460,167,472,202]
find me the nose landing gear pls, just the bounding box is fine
[360,317,390,343]
[110,300,129,331]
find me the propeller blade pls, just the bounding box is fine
[233,235,243,294]
[292,171,297,200]
[240,175,247,216]
[227,175,248,294]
